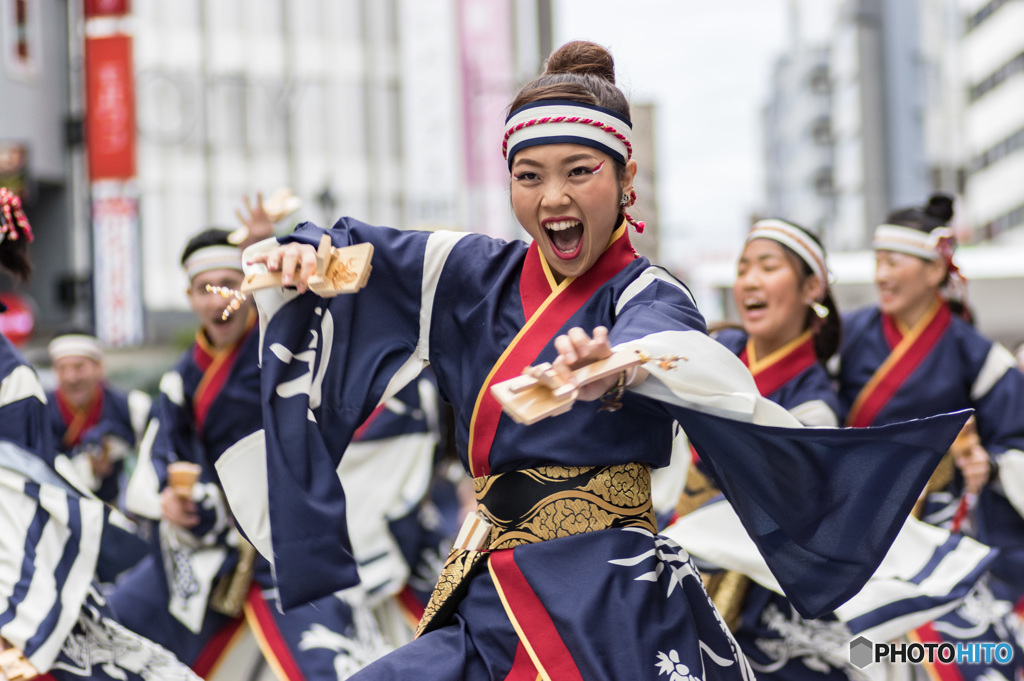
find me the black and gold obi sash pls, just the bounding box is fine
[416,462,655,637]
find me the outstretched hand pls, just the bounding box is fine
[233,192,276,249]
[247,242,319,293]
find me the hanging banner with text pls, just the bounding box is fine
[92,182,143,346]
[84,32,136,180]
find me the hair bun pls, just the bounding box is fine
[544,41,616,84]
[924,193,955,223]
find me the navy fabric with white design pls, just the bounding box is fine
[224,218,971,681]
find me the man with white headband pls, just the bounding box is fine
[45,330,150,505]
[113,228,389,680]
[838,193,1024,681]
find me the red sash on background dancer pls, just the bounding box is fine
[690,329,819,467]
[192,311,256,434]
[191,583,307,681]
[846,300,951,428]
[740,329,817,398]
[467,224,636,477]
[56,387,105,448]
[853,300,964,681]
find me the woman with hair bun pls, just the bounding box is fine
[838,193,1024,680]
[664,220,993,681]
[234,43,968,680]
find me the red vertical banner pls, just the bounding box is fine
[83,0,130,18]
[84,34,136,181]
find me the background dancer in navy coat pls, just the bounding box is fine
[46,330,150,506]
[838,194,1024,681]
[0,187,200,681]
[231,42,970,681]
[114,229,388,680]
[664,219,994,681]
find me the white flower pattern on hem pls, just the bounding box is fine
[657,649,701,681]
[609,529,755,681]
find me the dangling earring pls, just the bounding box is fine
[620,193,629,206]
[810,301,829,319]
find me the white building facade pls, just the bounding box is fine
[132,0,543,324]
[960,0,1024,241]
[762,43,834,237]
[766,0,964,250]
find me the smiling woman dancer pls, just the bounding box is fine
[227,42,968,681]
[719,219,840,425]
[838,194,1024,681]
[664,219,992,681]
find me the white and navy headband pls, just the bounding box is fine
[872,224,954,261]
[748,219,829,298]
[503,99,633,170]
[183,245,243,281]
[48,334,103,363]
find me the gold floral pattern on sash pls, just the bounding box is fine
[415,462,656,637]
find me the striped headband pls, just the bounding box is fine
[873,224,953,261]
[183,245,243,280]
[748,219,829,299]
[503,99,633,170]
[48,334,103,363]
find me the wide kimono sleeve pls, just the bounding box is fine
[959,330,1024,519]
[222,218,467,609]
[0,335,55,464]
[606,269,972,617]
[0,440,106,672]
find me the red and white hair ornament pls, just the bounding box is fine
[0,187,33,245]
[873,223,967,305]
[503,99,645,232]
[748,219,829,301]
[503,99,632,168]
[872,224,954,261]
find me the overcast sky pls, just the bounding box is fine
[554,0,840,269]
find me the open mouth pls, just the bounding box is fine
[544,219,584,260]
[742,298,767,312]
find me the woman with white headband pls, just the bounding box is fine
[662,220,991,681]
[236,42,969,680]
[722,219,840,424]
[838,194,1024,681]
